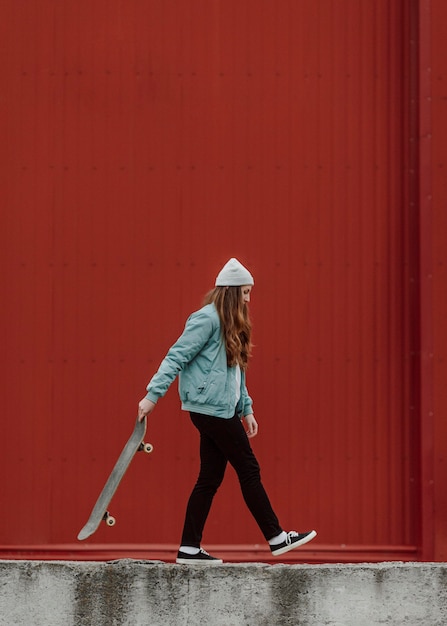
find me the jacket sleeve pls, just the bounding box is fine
[145,308,216,403]
[239,370,254,416]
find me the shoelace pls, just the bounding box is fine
[199,548,211,556]
[285,531,299,545]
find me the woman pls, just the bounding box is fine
[138,258,316,564]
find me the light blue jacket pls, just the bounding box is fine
[145,303,253,419]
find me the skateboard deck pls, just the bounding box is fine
[77,416,153,541]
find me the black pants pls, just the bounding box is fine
[180,412,282,547]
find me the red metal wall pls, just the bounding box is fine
[1,0,443,562]
[430,0,447,561]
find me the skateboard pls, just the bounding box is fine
[77,416,153,541]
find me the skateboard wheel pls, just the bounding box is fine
[142,443,153,454]
[103,512,116,527]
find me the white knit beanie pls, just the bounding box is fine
[215,258,254,287]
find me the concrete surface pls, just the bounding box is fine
[1,560,446,625]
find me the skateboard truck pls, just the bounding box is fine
[102,511,116,527]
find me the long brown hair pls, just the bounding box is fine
[203,286,252,369]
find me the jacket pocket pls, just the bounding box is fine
[179,369,225,408]
[196,380,216,403]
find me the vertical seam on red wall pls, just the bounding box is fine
[418,0,435,560]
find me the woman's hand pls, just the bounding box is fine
[243,413,258,438]
[138,398,156,422]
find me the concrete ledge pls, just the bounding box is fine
[1,560,447,625]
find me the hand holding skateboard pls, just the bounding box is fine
[138,398,156,422]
